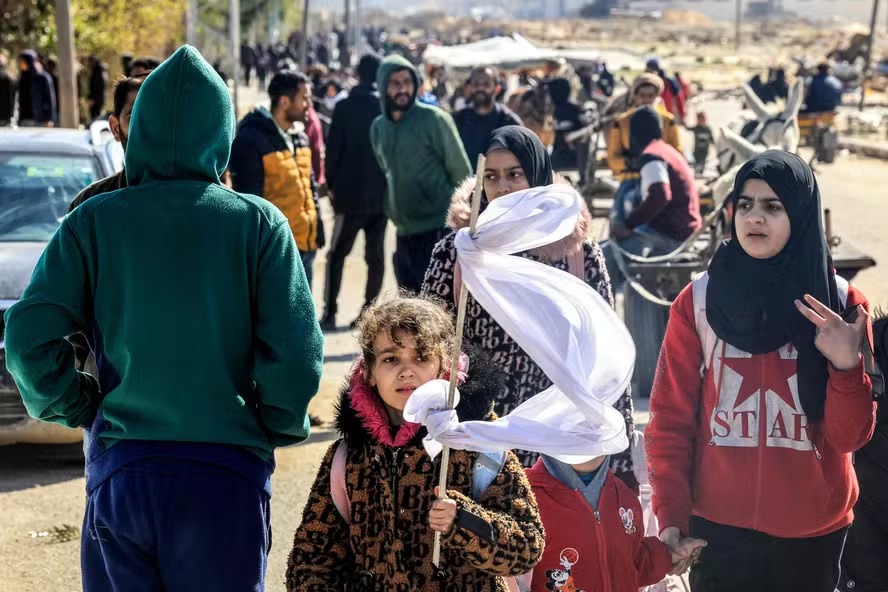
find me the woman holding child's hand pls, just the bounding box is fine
[646,151,876,592]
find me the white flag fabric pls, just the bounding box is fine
[403,184,634,464]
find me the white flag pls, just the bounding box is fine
[404,184,634,463]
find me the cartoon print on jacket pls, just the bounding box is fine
[546,548,585,592]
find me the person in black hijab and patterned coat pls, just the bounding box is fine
[421,126,637,486]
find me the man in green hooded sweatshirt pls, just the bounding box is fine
[370,55,471,293]
[3,46,323,591]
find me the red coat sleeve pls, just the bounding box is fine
[646,285,703,535]
[823,286,876,453]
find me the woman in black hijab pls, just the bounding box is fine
[647,150,875,592]
[480,125,553,207]
[421,125,637,486]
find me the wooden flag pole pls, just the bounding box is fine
[432,153,486,567]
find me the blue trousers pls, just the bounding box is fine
[81,458,271,592]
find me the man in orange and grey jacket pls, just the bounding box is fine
[230,70,325,287]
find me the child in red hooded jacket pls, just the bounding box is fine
[647,150,876,592]
[525,453,706,592]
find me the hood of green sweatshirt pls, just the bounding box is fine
[376,55,421,121]
[126,45,235,186]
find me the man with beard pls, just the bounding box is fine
[370,56,471,293]
[453,65,523,169]
[230,70,323,288]
[69,72,151,211]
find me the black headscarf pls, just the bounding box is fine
[629,105,663,155]
[485,125,554,188]
[706,150,840,420]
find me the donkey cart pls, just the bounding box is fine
[798,111,840,165]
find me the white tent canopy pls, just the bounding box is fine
[422,34,645,72]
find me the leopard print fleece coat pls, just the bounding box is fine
[286,349,545,592]
[420,178,636,481]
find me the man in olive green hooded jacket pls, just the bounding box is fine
[370,55,471,293]
[3,46,323,591]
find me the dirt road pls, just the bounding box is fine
[1,98,885,592]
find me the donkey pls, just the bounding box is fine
[716,79,804,174]
[711,127,765,207]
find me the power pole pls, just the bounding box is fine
[299,0,311,71]
[54,0,78,128]
[344,0,351,46]
[735,0,743,50]
[861,0,880,111]
[354,0,363,55]
[230,0,241,118]
[186,0,198,46]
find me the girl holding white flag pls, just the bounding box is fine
[286,296,544,592]
[422,126,636,483]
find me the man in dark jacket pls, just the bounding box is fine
[0,54,16,126]
[230,70,324,288]
[320,55,387,330]
[370,55,471,293]
[453,65,523,169]
[547,77,588,182]
[803,63,842,113]
[70,72,151,212]
[87,54,108,121]
[17,50,56,126]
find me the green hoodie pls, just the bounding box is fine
[370,56,471,236]
[3,46,323,460]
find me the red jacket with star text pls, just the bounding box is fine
[526,461,672,592]
[646,277,876,539]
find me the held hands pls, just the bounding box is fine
[660,526,707,576]
[795,295,869,370]
[429,486,457,535]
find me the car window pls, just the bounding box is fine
[0,153,99,242]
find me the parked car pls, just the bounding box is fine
[0,122,122,445]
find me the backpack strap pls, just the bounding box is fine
[472,451,507,500]
[691,272,718,372]
[835,275,849,309]
[330,440,351,523]
[453,248,586,304]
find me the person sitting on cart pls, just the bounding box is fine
[602,106,701,283]
[802,63,842,114]
[606,75,684,253]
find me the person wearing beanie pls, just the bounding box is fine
[320,54,389,330]
[606,73,685,268]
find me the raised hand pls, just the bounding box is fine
[795,294,869,371]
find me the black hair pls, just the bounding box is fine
[268,70,310,109]
[130,57,161,72]
[469,65,498,82]
[357,53,381,84]
[112,73,149,116]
